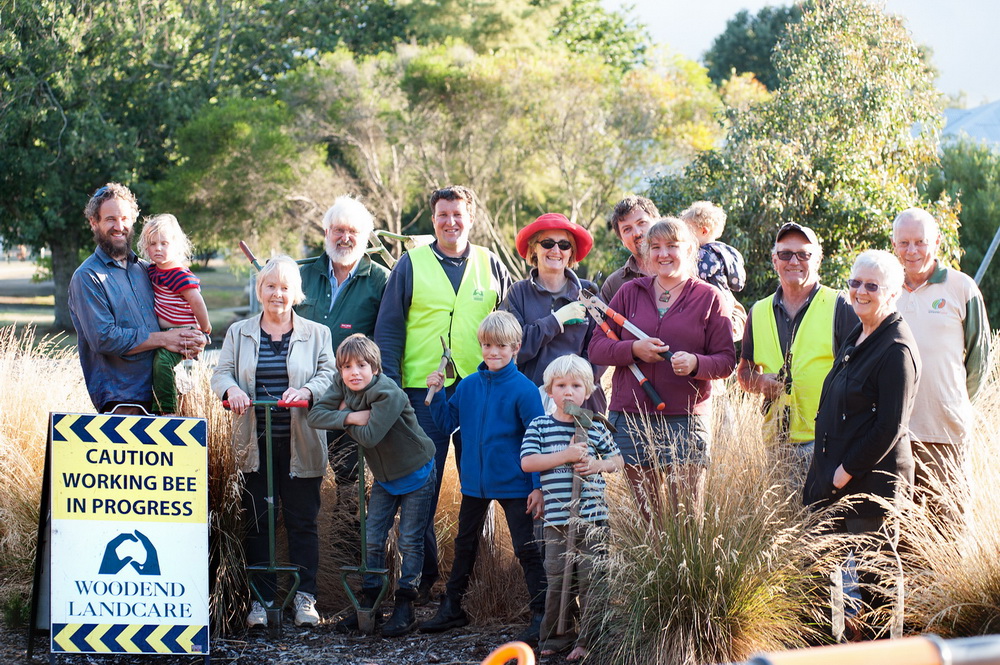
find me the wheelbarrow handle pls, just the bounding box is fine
[222,399,310,409]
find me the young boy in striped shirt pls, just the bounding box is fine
[520,354,622,661]
[139,214,212,414]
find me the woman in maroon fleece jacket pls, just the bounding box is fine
[589,218,736,512]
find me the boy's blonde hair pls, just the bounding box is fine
[138,213,193,264]
[477,310,522,346]
[336,333,382,374]
[542,354,595,397]
[680,201,727,240]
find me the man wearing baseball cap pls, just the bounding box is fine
[737,222,858,467]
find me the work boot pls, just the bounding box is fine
[382,589,418,637]
[335,589,382,633]
[514,611,545,646]
[418,595,469,633]
[414,579,435,607]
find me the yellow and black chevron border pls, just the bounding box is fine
[52,622,208,654]
[51,414,207,448]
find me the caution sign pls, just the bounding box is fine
[49,413,209,655]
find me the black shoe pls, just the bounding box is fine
[418,596,469,633]
[382,592,417,637]
[414,580,435,607]
[335,589,382,634]
[515,611,545,646]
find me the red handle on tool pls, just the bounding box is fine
[238,240,263,271]
[223,399,310,409]
[595,319,666,411]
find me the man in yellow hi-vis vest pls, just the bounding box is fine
[375,185,512,604]
[737,223,857,470]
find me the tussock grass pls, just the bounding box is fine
[588,389,837,665]
[0,326,91,579]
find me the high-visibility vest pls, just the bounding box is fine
[401,244,498,388]
[751,286,838,443]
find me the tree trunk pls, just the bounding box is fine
[50,236,82,331]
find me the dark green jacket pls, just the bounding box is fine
[295,253,389,353]
[307,373,435,483]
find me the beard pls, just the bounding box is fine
[94,226,134,261]
[325,237,365,268]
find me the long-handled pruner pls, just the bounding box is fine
[222,397,309,637]
[340,446,390,634]
[424,336,456,406]
[578,288,672,362]
[578,303,666,411]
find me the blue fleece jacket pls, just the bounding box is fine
[430,360,544,499]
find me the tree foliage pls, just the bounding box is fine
[550,0,651,72]
[703,4,802,90]
[650,0,955,305]
[925,138,1000,324]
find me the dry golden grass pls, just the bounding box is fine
[0,326,91,579]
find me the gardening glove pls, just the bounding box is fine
[553,302,587,331]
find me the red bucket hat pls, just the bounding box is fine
[515,213,594,262]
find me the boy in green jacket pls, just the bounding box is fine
[308,334,436,637]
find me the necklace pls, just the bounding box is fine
[656,279,684,304]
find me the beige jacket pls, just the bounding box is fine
[211,312,335,477]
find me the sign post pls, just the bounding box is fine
[48,412,210,658]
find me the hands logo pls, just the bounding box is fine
[98,530,161,575]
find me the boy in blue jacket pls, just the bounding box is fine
[418,311,548,644]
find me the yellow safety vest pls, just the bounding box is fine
[401,244,498,388]
[751,286,838,443]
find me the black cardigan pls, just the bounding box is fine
[803,312,921,518]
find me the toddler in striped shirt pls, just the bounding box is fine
[139,214,211,414]
[520,354,622,661]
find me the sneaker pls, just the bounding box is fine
[293,592,320,626]
[247,601,267,628]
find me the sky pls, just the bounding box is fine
[605,0,999,107]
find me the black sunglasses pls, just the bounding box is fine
[539,238,573,251]
[847,279,886,293]
[775,250,812,261]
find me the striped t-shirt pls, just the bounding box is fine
[254,328,292,461]
[520,415,620,527]
[147,265,200,327]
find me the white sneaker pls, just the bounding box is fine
[294,592,320,626]
[247,601,267,628]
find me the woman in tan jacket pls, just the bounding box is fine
[212,256,335,628]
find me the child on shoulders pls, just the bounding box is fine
[520,354,622,661]
[307,334,437,637]
[419,311,548,645]
[681,201,747,339]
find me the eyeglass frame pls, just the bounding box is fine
[774,249,813,262]
[847,278,888,293]
[538,238,573,251]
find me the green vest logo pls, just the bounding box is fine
[472,288,485,301]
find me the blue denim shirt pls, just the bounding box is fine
[69,247,160,410]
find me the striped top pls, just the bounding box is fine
[254,328,293,460]
[520,415,620,527]
[147,265,200,327]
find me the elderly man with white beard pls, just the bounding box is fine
[295,194,389,508]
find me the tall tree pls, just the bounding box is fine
[703,4,802,90]
[650,0,955,304]
[550,0,651,72]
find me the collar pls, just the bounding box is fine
[431,241,471,263]
[241,311,312,343]
[528,267,582,295]
[773,282,821,310]
[477,359,518,380]
[903,260,948,291]
[327,254,365,281]
[622,254,647,278]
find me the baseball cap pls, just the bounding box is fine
[775,222,820,245]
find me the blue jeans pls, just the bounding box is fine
[364,465,438,593]
[405,385,462,587]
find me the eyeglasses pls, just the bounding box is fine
[539,238,573,251]
[775,250,812,262]
[847,279,887,293]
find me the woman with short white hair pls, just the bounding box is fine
[212,256,336,628]
[804,248,920,639]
